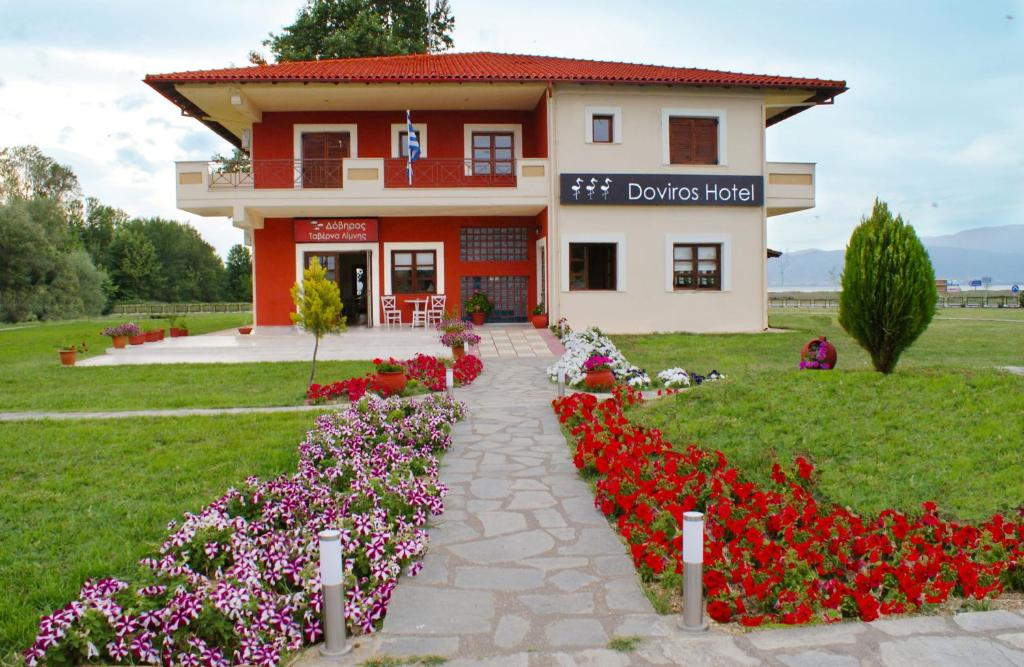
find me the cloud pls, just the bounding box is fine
[0,78,5,89]
[114,94,148,111]
[115,146,159,175]
[178,131,219,157]
[57,126,73,145]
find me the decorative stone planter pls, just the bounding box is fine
[375,371,407,395]
[58,349,77,367]
[584,369,615,391]
[800,336,838,370]
[531,313,549,329]
[111,335,127,349]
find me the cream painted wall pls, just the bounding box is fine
[550,85,769,333]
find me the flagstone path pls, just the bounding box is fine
[295,357,1024,667]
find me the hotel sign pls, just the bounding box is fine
[294,218,378,243]
[559,173,764,206]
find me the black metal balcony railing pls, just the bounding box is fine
[205,158,518,189]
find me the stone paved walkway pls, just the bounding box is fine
[295,358,1024,667]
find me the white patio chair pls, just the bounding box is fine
[427,294,446,326]
[381,295,401,328]
[411,299,428,329]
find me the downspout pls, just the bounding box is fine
[546,81,558,324]
[760,100,769,331]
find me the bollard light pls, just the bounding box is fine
[680,511,708,632]
[557,367,566,397]
[445,367,454,397]
[318,529,351,658]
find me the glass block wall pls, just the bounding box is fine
[459,227,528,262]
[460,275,528,322]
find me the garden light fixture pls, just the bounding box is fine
[681,511,708,632]
[318,529,351,658]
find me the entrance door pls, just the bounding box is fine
[303,251,371,326]
[301,132,350,188]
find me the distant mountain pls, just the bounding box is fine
[769,224,1024,287]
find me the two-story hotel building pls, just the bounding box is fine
[145,52,845,333]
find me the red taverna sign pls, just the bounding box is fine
[294,218,378,243]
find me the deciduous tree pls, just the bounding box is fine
[291,257,346,386]
[264,0,454,62]
[223,244,253,302]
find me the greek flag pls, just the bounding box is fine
[406,109,420,185]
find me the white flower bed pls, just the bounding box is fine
[656,367,691,388]
[547,327,650,389]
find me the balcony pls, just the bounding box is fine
[176,157,550,227]
[765,162,815,216]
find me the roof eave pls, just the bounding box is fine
[144,79,243,149]
[766,87,849,127]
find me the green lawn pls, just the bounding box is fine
[614,310,1024,521]
[0,315,373,411]
[0,411,322,658]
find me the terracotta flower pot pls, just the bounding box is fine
[112,335,127,349]
[584,369,615,391]
[156,328,165,340]
[59,349,77,367]
[470,312,486,326]
[531,313,549,329]
[144,330,160,343]
[169,327,182,337]
[800,336,838,370]
[129,334,146,345]
[238,326,253,335]
[375,371,408,395]
[451,344,466,359]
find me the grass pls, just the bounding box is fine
[0,315,373,411]
[607,636,644,652]
[0,411,322,658]
[614,310,1024,521]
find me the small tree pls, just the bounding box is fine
[839,199,936,373]
[291,257,346,386]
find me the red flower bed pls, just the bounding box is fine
[553,387,1024,626]
[307,354,484,404]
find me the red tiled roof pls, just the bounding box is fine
[145,51,845,91]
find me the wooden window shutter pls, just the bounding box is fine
[668,117,718,165]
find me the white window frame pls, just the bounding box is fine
[383,241,445,295]
[294,243,379,324]
[584,106,622,144]
[664,234,732,292]
[661,108,727,167]
[390,123,428,158]
[561,233,627,293]
[463,124,524,162]
[292,124,359,190]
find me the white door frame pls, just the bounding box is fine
[295,243,379,326]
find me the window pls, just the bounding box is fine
[569,243,617,291]
[398,130,420,158]
[592,114,613,143]
[672,243,721,290]
[471,132,514,175]
[391,250,437,293]
[460,227,528,262]
[668,117,718,165]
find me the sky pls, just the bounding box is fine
[0,0,1021,258]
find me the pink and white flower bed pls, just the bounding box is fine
[24,394,464,667]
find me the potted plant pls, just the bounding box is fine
[464,291,494,326]
[168,316,191,337]
[437,316,482,359]
[238,325,253,335]
[101,322,140,349]
[144,327,161,343]
[530,302,548,329]
[583,354,616,391]
[799,336,837,370]
[58,341,87,367]
[373,358,408,394]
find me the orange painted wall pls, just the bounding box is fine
[253,219,296,326]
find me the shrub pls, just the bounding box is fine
[839,200,936,373]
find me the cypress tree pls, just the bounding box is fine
[839,199,936,374]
